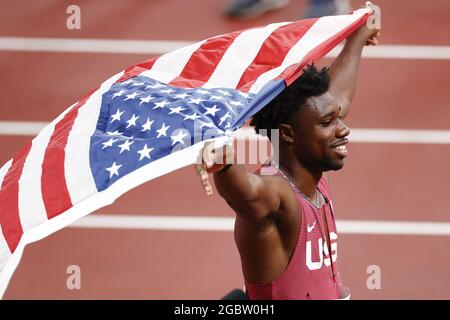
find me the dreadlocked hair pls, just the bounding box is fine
[250,64,330,139]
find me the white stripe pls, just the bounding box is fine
[203,22,291,89]
[139,40,205,84]
[65,72,124,205]
[0,225,11,272]
[2,123,450,145]
[0,160,12,187]
[0,161,13,280]
[69,214,450,236]
[249,10,366,93]
[2,37,450,61]
[17,105,74,231]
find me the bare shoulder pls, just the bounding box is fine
[262,174,301,229]
[234,173,302,280]
[241,172,300,229]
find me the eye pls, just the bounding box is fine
[321,120,332,127]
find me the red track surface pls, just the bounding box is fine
[1,0,449,299]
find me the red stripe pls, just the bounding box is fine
[116,57,158,83]
[236,19,317,92]
[41,93,94,219]
[0,143,32,252]
[278,12,372,86]
[169,30,243,88]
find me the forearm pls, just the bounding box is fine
[328,38,365,118]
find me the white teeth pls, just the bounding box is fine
[334,145,347,152]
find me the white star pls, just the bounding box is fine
[225,122,231,129]
[199,121,215,129]
[110,109,124,123]
[139,95,155,105]
[210,95,225,100]
[137,144,154,161]
[131,82,144,87]
[126,114,139,128]
[219,112,231,126]
[156,122,170,138]
[204,104,220,116]
[106,162,122,178]
[188,97,205,105]
[217,89,232,96]
[121,79,134,85]
[106,130,123,136]
[141,117,154,132]
[161,88,175,94]
[184,113,201,121]
[175,92,189,99]
[153,100,170,109]
[168,106,186,115]
[197,89,208,95]
[118,139,134,154]
[145,82,165,89]
[240,92,250,99]
[171,129,189,146]
[102,137,117,149]
[112,90,126,99]
[124,92,140,100]
[230,100,243,107]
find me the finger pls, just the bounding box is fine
[202,143,216,168]
[195,164,213,196]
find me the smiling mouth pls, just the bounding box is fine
[331,144,348,157]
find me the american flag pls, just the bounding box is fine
[0,8,371,297]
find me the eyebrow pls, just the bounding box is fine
[320,106,341,118]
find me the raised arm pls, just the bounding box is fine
[196,142,286,224]
[328,11,381,118]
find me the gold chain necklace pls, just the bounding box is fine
[273,163,321,209]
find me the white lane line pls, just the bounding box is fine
[327,44,450,60]
[2,121,450,145]
[234,127,450,145]
[0,37,191,55]
[1,37,450,60]
[71,215,234,232]
[69,214,450,236]
[0,121,48,136]
[349,129,450,144]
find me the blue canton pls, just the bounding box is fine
[90,76,254,191]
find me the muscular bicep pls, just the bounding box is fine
[222,173,289,224]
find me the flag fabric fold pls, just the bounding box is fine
[0,8,371,297]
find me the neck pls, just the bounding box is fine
[277,149,322,200]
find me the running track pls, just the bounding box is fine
[0,0,449,299]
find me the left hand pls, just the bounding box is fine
[349,2,381,46]
[194,141,234,196]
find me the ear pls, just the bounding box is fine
[278,124,294,144]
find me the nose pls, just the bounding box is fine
[336,118,350,138]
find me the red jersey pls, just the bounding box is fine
[244,166,349,300]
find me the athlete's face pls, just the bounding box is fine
[291,92,350,172]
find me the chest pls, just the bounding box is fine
[302,202,338,271]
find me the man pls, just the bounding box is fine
[197,15,380,299]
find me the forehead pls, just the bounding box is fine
[307,92,338,115]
